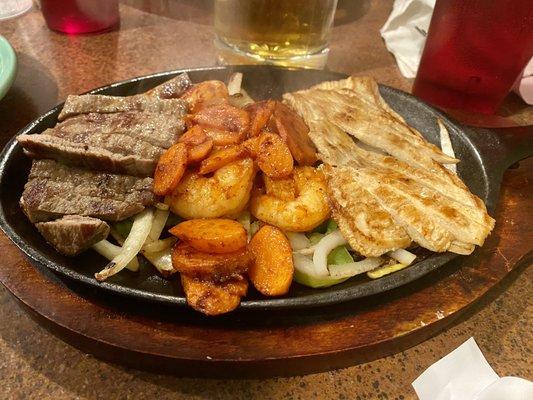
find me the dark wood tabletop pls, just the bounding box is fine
[0,1,531,398]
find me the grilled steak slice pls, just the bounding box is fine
[146,72,193,99]
[58,73,191,121]
[58,95,188,121]
[18,134,159,177]
[36,215,110,256]
[50,111,185,148]
[21,160,155,223]
[20,74,191,174]
[18,110,187,177]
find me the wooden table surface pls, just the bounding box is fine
[0,1,531,399]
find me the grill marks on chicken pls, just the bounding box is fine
[285,76,494,256]
[285,77,458,170]
[323,165,411,257]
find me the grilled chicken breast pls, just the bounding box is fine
[284,76,495,256]
[322,165,411,257]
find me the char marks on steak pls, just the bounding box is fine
[51,111,185,149]
[18,74,191,177]
[18,74,193,256]
[58,95,187,121]
[36,215,110,256]
[21,160,155,223]
[17,111,185,176]
[146,72,193,99]
[58,73,192,121]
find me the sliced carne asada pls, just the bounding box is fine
[18,134,158,177]
[19,74,192,175]
[18,109,187,176]
[21,160,155,223]
[58,95,188,121]
[36,215,110,256]
[146,72,193,99]
[49,111,185,148]
[58,73,191,121]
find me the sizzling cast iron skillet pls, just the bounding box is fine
[0,66,531,309]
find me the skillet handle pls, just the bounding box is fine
[463,124,533,173]
[488,125,533,168]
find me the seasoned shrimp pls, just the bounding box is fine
[251,166,330,232]
[167,158,256,219]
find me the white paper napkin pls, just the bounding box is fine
[380,0,436,78]
[412,337,533,400]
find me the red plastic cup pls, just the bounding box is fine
[40,0,120,34]
[413,0,533,114]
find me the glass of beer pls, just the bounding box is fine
[214,0,338,68]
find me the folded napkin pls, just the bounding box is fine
[412,337,533,400]
[380,0,435,78]
[380,0,533,105]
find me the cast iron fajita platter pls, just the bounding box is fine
[0,66,531,311]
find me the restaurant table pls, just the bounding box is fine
[0,1,531,398]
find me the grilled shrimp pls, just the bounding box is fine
[250,166,330,232]
[167,158,256,219]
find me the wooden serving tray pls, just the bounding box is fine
[0,159,530,378]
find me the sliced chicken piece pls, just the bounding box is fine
[322,165,411,257]
[285,77,457,168]
[308,76,417,136]
[283,76,495,256]
[356,168,493,247]
[361,151,493,226]
[347,167,456,252]
[448,241,475,255]
[284,93,362,166]
[302,89,454,171]
[286,90,489,214]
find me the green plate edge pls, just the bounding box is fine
[0,36,17,100]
